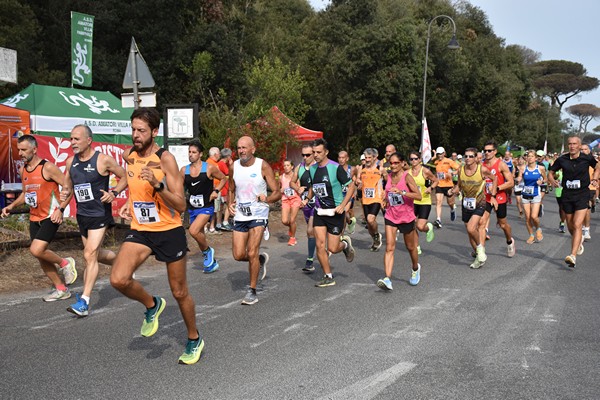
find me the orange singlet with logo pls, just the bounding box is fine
[126,148,182,231]
[360,167,384,205]
[22,160,60,222]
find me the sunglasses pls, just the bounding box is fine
[409,157,420,161]
[464,154,476,158]
[302,153,312,157]
[483,149,495,153]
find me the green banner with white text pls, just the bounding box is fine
[70,12,94,87]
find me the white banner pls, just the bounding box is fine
[30,115,163,136]
[421,118,432,164]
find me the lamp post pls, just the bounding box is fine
[421,15,460,150]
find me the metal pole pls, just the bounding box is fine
[421,15,458,146]
[131,45,140,110]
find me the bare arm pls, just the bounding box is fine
[262,161,281,204]
[499,162,514,191]
[405,174,422,201]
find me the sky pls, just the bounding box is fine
[308,0,600,125]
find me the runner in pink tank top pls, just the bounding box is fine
[377,153,423,291]
[280,160,302,245]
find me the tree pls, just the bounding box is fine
[531,60,599,111]
[566,103,600,135]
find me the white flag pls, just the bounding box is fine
[543,139,547,155]
[421,118,432,164]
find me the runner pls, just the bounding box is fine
[518,150,546,245]
[503,150,514,204]
[554,168,566,233]
[433,147,460,228]
[1,135,77,301]
[382,144,396,174]
[479,141,515,257]
[377,153,422,291]
[291,143,317,272]
[408,151,437,253]
[513,156,525,218]
[548,136,600,267]
[356,148,386,251]
[301,138,355,287]
[110,107,203,365]
[216,147,233,232]
[337,151,357,234]
[228,136,281,304]
[453,147,497,269]
[61,124,127,316]
[280,159,301,246]
[180,140,226,273]
[206,147,223,235]
[580,143,596,241]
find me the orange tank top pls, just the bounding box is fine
[360,167,384,205]
[22,160,60,222]
[126,148,182,231]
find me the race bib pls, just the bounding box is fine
[25,191,37,208]
[189,195,204,208]
[514,182,524,193]
[485,182,493,194]
[437,172,446,180]
[364,188,375,198]
[238,202,253,217]
[133,201,160,224]
[463,197,476,210]
[313,183,328,198]
[565,180,581,189]
[284,188,295,197]
[387,192,404,206]
[74,183,94,203]
[523,186,534,195]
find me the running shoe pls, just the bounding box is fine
[208,228,222,235]
[507,239,516,258]
[371,233,382,252]
[470,259,482,269]
[564,254,576,268]
[67,293,89,317]
[302,258,315,273]
[433,219,442,229]
[263,226,270,241]
[476,246,487,264]
[409,264,421,286]
[203,261,220,274]
[43,287,71,302]
[426,222,435,242]
[202,247,215,268]
[62,257,77,285]
[535,229,543,242]
[241,289,258,305]
[450,207,456,222]
[558,223,566,233]
[376,277,393,291]
[526,235,535,244]
[341,235,355,262]
[347,217,357,235]
[220,223,233,232]
[577,244,584,255]
[417,245,422,255]
[259,253,269,281]
[178,335,205,365]
[141,296,166,337]
[316,276,336,287]
[583,229,591,241]
[287,237,297,246]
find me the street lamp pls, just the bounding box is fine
[421,15,460,150]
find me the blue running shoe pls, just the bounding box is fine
[203,261,220,274]
[409,264,421,286]
[376,277,393,291]
[202,247,215,268]
[67,293,89,317]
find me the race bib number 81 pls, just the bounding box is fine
[133,201,160,224]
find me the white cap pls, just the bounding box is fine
[436,146,445,154]
[536,150,545,156]
[360,154,365,160]
[457,154,463,159]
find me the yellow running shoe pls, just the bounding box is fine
[178,335,204,365]
[141,296,166,337]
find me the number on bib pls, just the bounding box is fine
[565,180,581,189]
[74,183,94,203]
[284,188,295,197]
[133,201,160,224]
[25,192,38,208]
[364,188,375,198]
[189,195,205,208]
[437,172,446,180]
[313,183,328,198]
[387,192,404,206]
[238,202,253,217]
[463,197,476,210]
[523,186,534,195]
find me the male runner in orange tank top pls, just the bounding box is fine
[109,108,204,365]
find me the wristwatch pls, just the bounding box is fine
[111,190,119,197]
[401,190,407,195]
[154,182,165,192]
[213,189,220,194]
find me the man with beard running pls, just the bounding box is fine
[301,138,355,287]
[479,141,515,258]
[110,108,204,365]
[356,148,387,251]
[337,150,357,234]
[61,124,127,316]
[229,136,281,304]
[434,147,460,228]
[181,140,227,273]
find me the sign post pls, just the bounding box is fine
[122,37,155,109]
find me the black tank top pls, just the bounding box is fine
[70,151,111,217]
[184,162,214,209]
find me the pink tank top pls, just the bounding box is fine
[384,171,416,224]
[280,172,300,199]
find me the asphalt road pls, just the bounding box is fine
[2,195,600,399]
